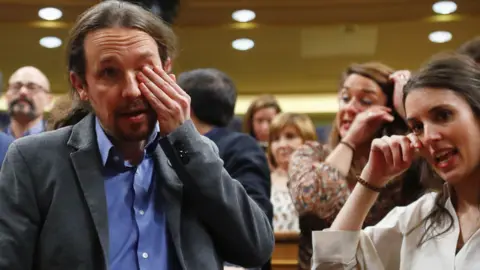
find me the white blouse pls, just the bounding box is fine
[312,192,480,270]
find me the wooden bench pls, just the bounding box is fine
[272,231,299,270]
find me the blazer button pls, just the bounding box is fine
[174,141,190,164]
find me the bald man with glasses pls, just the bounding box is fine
[4,66,52,138]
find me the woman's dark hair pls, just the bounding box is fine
[59,0,176,126]
[457,36,480,64]
[403,52,480,245]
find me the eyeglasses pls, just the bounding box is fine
[7,82,47,94]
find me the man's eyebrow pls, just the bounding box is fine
[98,55,118,65]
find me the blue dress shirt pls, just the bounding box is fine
[5,119,45,138]
[95,118,170,270]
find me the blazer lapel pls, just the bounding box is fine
[67,114,110,269]
[152,146,186,269]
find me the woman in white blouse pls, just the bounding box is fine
[312,53,480,270]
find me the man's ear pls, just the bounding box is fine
[45,92,54,107]
[69,71,88,101]
[164,57,172,73]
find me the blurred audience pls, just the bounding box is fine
[267,112,317,233]
[288,62,424,270]
[243,95,282,151]
[227,116,243,132]
[178,68,273,270]
[4,66,52,138]
[0,132,13,166]
[315,125,331,143]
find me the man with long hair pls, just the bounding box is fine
[0,1,273,269]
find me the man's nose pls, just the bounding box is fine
[122,72,142,99]
[18,86,30,97]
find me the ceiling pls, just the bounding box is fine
[1,0,480,96]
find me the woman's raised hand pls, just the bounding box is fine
[360,134,424,188]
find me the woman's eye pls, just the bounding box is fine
[435,110,452,123]
[285,133,299,140]
[361,99,373,106]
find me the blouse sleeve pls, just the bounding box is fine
[311,193,437,270]
[287,141,351,219]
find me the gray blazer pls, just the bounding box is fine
[0,114,274,270]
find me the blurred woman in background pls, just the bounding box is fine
[288,62,424,270]
[267,113,317,233]
[243,95,282,152]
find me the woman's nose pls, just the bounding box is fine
[343,99,361,114]
[422,124,442,145]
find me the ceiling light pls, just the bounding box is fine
[232,10,256,23]
[432,1,457,15]
[429,31,452,43]
[232,38,254,51]
[38,7,63,21]
[39,36,62,48]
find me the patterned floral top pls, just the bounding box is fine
[288,141,424,270]
[271,183,300,233]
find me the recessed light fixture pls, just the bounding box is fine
[429,31,452,43]
[39,36,62,48]
[232,38,254,51]
[38,7,63,21]
[232,9,256,23]
[432,1,457,15]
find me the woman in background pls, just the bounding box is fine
[267,113,317,233]
[288,62,424,270]
[312,53,480,270]
[243,95,282,152]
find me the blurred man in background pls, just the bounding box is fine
[178,68,273,270]
[4,66,51,138]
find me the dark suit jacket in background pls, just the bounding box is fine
[206,128,273,270]
[0,114,274,270]
[206,127,273,223]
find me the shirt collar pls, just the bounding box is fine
[95,117,160,167]
[6,119,45,137]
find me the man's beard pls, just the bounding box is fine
[112,99,157,142]
[8,98,37,120]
